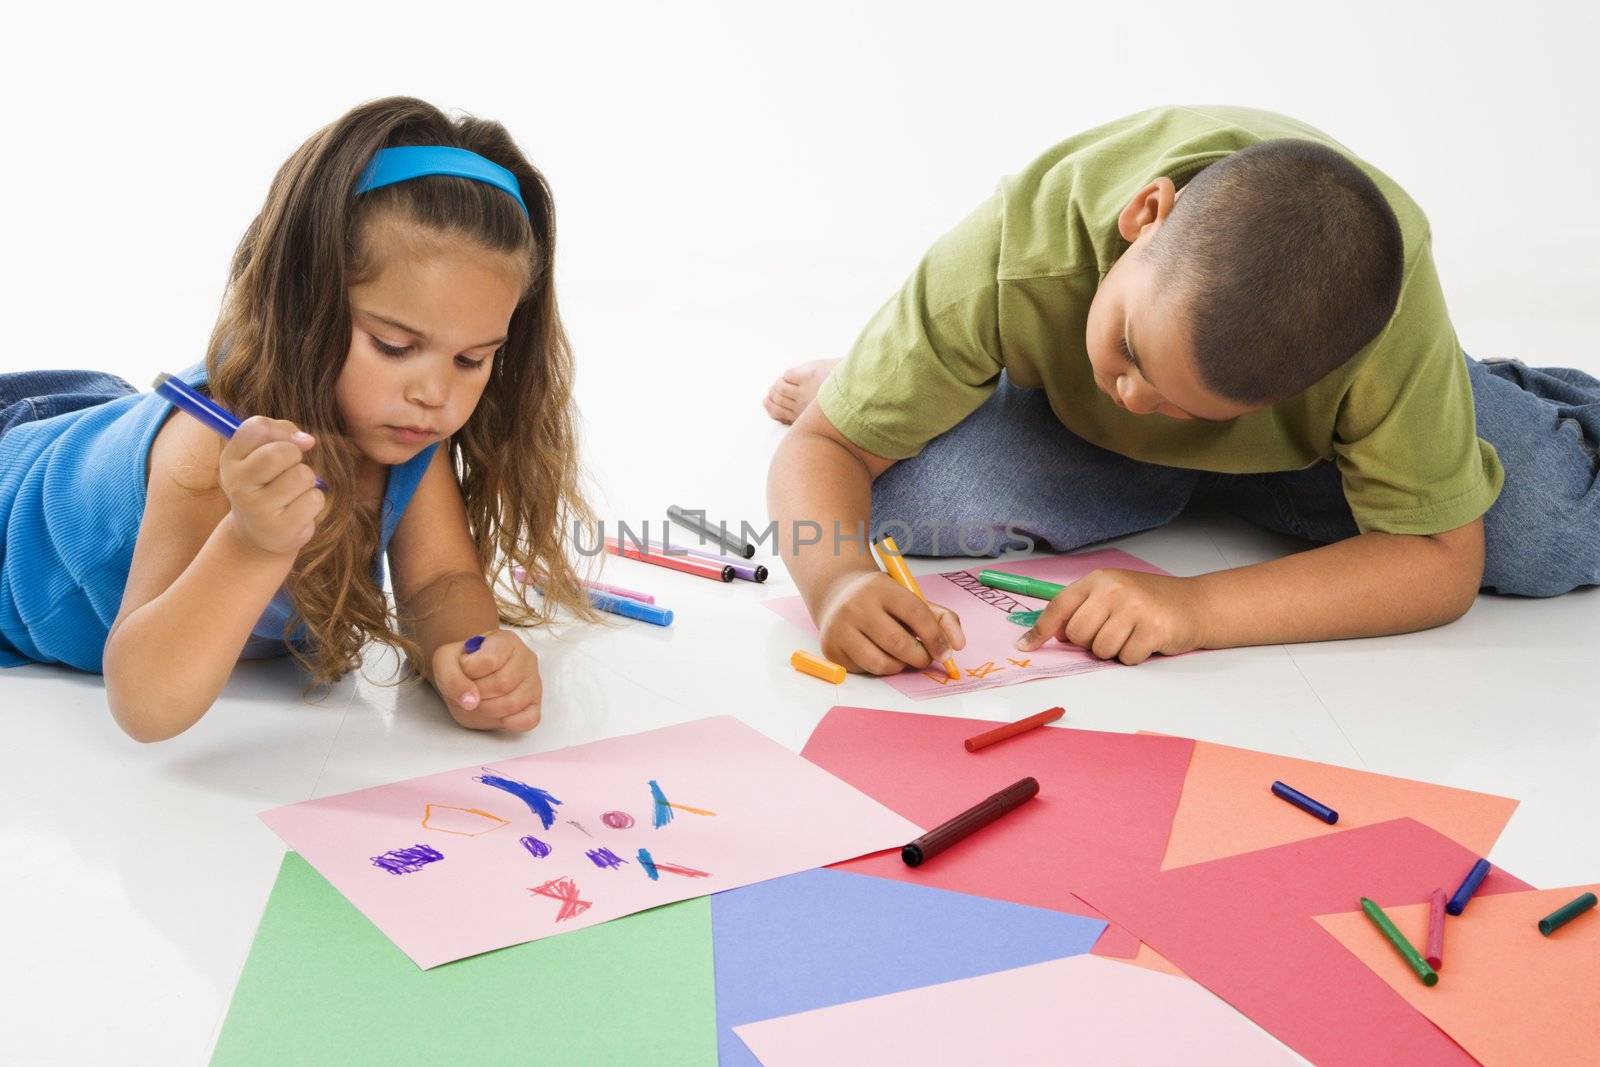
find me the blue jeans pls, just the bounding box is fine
[0,369,137,436]
[871,357,1600,597]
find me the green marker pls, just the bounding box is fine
[980,569,1065,601]
[1538,891,1597,936]
[1008,610,1042,627]
[1361,897,1438,987]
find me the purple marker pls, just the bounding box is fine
[152,372,326,489]
[463,634,485,653]
[1270,780,1339,824]
[650,540,768,583]
[1446,858,1492,915]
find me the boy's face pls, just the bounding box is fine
[1084,180,1262,422]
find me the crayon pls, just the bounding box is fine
[963,707,1065,752]
[590,591,673,627]
[1446,858,1491,915]
[1271,780,1339,824]
[1360,897,1438,987]
[1538,891,1597,936]
[875,535,959,680]
[901,776,1039,867]
[153,372,326,488]
[607,538,733,582]
[790,649,846,684]
[1008,609,1042,627]
[1425,887,1446,970]
[979,569,1065,601]
[666,505,754,558]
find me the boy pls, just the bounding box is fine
[766,106,1600,676]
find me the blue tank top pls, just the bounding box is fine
[0,365,438,671]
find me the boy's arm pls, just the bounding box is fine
[1193,517,1484,647]
[1017,517,1484,661]
[767,403,965,674]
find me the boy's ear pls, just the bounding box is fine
[1118,176,1178,243]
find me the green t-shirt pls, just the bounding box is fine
[818,105,1503,536]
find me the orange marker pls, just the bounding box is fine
[790,649,846,684]
[874,535,960,680]
[963,706,1066,752]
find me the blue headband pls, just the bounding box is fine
[354,145,528,215]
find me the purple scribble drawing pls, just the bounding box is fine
[567,819,592,837]
[637,847,709,881]
[649,779,673,828]
[520,835,551,859]
[586,847,629,870]
[475,771,562,830]
[600,810,635,830]
[371,843,444,875]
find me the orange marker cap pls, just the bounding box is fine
[790,649,846,685]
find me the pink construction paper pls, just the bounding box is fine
[1074,818,1533,1066]
[734,954,1299,1066]
[260,716,920,969]
[766,549,1171,699]
[801,705,1196,958]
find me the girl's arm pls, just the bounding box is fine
[388,447,541,731]
[104,414,321,741]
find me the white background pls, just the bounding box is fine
[2,3,1598,1063]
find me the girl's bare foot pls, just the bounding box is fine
[763,359,840,425]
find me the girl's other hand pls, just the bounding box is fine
[218,416,323,557]
[433,629,543,732]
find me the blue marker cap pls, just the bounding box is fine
[1446,858,1491,915]
[463,634,485,653]
[591,591,674,627]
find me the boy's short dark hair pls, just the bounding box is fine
[1144,139,1405,405]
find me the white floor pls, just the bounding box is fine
[6,381,1599,1062]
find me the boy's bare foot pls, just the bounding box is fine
[763,359,840,425]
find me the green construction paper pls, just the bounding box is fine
[212,853,716,1065]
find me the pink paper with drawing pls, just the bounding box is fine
[260,716,920,969]
[766,549,1170,698]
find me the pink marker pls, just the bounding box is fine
[512,567,656,605]
[1425,887,1446,971]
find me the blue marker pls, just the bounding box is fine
[1446,857,1491,915]
[591,590,674,627]
[152,371,326,488]
[1270,780,1339,824]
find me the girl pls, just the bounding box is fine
[0,96,596,741]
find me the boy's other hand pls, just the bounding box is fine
[818,571,966,675]
[433,629,543,732]
[1015,569,1207,665]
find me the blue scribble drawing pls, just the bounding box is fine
[649,779,673,828]
[638,847,661,881]
[475,771,562,830]
[586,847,628,870]
[371,843,444,875]
[637,847,709,881]
[520,835,551,859]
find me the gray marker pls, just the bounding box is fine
[667,505,754,559]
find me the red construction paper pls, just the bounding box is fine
[801,706,1196,958]
[1074,818,1533,1066]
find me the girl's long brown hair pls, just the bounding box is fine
[207,96,596,685]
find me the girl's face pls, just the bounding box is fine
[338,223,527,467]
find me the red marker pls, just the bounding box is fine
[964,707,1065,752]
[607,538,733,582]
[1425,887,1446,970]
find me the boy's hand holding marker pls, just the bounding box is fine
[1013,568,1208,666]
[217,415,325,557]
[433,631,543,733]
[817,569,966,677]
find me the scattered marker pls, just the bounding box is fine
[1447,858,1492,916]
[902,776,1039,867]
[1425,887,1446,970]
[791,649,846,684]
[963,707,1065,752]
[1270,780,1339,824]
[1361,897,1438,987]
[1538,891,1597,936]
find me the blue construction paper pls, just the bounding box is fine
[711,868,1107,1066]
